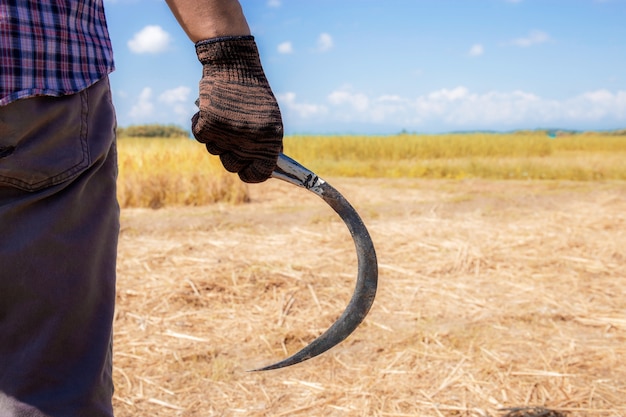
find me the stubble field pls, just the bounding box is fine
[112,174,626,416]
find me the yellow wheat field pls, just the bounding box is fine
[282,133,626,181]
[116,133,626,209]
[117,138,249,208]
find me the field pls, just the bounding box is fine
[113,134,626,416]
[116,133,626,208]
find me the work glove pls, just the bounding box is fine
[192,35,284,183]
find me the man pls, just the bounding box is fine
[0,1,283,416]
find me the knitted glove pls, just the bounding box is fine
[192,36,284,183]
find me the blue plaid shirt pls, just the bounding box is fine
[0,0,114,106]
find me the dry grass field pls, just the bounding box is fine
[112,176,626,417]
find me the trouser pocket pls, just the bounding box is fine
[0,88,90,191]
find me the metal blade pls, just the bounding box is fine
[252,154,378,371]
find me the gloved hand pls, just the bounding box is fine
[192,35,284,183]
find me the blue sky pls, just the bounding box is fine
[104,0,626,134]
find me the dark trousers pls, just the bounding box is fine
[0,77,119,417]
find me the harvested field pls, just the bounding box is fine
[113,178,626,417]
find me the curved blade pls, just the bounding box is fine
[252,154,378,371]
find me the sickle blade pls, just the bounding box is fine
[252,154,378,371]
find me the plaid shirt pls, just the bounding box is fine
[0,0,114,106]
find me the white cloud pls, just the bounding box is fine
[328,89,369,112]
[129,87,154,120]
[277,92,328,119]
[509,30,550,47]
[159,86,192,118]
[128,25,172,54]
[468,44,484,57]
[278,86,626,131]
[127,86,195,124]
[504,0,523,3]
[428,87,470,101]
[158,86,191,105]
[568,89,626,120]
[316,33,334,52]
[277,41,293,54]
[267,0,281,7]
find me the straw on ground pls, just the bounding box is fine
[113,177,626,417]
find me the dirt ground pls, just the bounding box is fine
[113,178,626,417]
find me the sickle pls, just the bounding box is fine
[252,154,378,371]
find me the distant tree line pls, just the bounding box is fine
[117,124,191,138]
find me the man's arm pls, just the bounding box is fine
[165,0,251,42]
[164,0,284,184]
